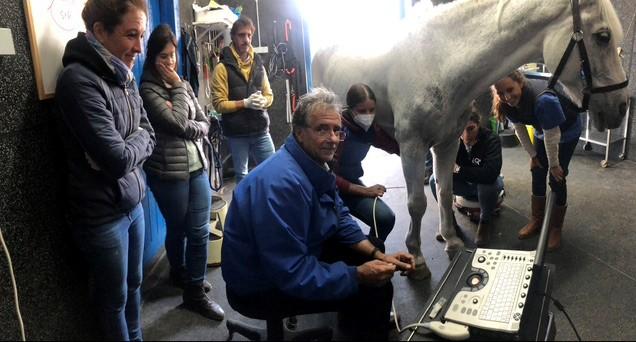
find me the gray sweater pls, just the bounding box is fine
[140,71,209,180]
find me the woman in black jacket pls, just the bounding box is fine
[140,25,224,321]
[429,105,504,246]
[55,1,155,340]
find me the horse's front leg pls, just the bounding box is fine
[400,139,432,280]
[432,140,465,257]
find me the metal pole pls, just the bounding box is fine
[534,191,556,268]
[255,0,262,47]
[623,8,636,160]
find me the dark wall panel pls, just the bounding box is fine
[0,2,96,340]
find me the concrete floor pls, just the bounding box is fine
[141,142,636,341]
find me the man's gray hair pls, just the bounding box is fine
[292,88,342,132]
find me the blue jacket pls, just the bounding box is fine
[222,135,366,300]
[56,33,155,225]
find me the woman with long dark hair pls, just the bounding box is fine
[333,83,399,242]
[140,24,224,321]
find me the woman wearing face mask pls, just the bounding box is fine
[139,24,224,321]
[333,83,399,242]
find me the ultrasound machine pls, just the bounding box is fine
[407,192,559,341]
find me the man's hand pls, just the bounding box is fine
[357,260,396,287]
[365,184,386,197]
[243,91,267,110]
[530,156,543,170]
[382,252,416,276]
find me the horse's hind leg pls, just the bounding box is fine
[432,140,465,257]
[400,141,432,280]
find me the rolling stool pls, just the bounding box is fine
[208,195,227,266]
[226,316,333,341]
[225,291,333,341]
[453,189,505,223]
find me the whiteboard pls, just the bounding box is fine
[24,0,87,100]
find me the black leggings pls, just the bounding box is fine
[532,138,578,206]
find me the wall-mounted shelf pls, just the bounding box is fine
[191,4,238,112]
[192,4,237,45]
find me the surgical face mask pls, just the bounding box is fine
[353,113,375,131]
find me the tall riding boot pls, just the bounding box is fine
[183,283,225,321]
[518,195,545,239]
[547,205,567,251]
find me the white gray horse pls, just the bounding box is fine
[312,0,629,279]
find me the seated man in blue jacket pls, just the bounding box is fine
[430,106,504,247]
[222,88,415,340]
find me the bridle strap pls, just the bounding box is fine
[547,37,577,89]
[590,79,630,93]
[546,0,629,110]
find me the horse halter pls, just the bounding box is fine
[547,0,629,110]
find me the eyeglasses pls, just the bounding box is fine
[311,126,347,141]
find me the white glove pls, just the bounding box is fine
[243,92,267,110]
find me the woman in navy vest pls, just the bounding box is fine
[492,70,583,251]
[333,84,399,241]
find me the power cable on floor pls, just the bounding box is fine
[372,195,410,336]
[540,292,582,341]
[374,192,462,339]
[0,227,26,341]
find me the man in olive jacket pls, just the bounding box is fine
[211,15,275,183]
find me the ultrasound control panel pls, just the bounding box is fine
[443,248,536,333]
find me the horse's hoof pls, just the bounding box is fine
[445,248,459,260]
[445,237,464,249]
[408,262,432,280]
[444,237,464,259]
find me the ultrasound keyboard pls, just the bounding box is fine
[443,248,536,333]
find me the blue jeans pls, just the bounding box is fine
[148,169,211,285]
[341,191,395,241]
[430,174,504,223]
[425,151,433,174]
[73,203,145,341]
[226,133,275,183]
